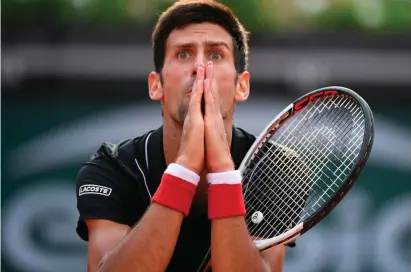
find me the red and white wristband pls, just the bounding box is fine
[151,163,200,216]
[207,170,246,219]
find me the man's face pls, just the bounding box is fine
[154,22,247,124]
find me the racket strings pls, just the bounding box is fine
[244,140,323,238]
[244,185,298,235]
[245,157,308,224]
[277,97,362,208]
[243,95,366,240]
[275,96,362,189]
[245,97,347,215]
[244,145,317,237]
[245,100,350,217]
[245,146,311,217]
[245,133,340,237]
[270,97,362,227]
[244,153,311,237]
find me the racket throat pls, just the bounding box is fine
[254,222,304,250]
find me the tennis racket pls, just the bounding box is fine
[198,86,374,271]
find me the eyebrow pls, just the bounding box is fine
[172,41,231,50]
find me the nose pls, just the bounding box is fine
[192,52,205,76]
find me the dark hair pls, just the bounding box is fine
[152,0,249,73]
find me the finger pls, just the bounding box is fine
[204,62,215,116]
[205,61,213,81]
[205,61,220,112]
[189,65,205,113]
[197,64,205,82]
[189,78,204,113]
[192,65,205,94]
[204,78,215,116]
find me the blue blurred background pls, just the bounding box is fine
[2,1,411,271]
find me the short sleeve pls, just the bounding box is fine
[75,151,139,241]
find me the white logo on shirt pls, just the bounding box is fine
[79,184,112,196]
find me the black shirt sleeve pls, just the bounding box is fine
[75,150,143,241]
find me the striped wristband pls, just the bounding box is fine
[152,163,200,216]
[207,170,246,219]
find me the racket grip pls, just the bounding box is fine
[152,163,199,216]
[207,170,246,219]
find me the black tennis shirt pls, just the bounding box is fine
[76,126,294,271]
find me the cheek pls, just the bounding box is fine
[162,69,187,108]
[162,68,184,94]
[164,61,191,84]
[164,60,191,77]
[214,66,237,98]
[162,69,180,85]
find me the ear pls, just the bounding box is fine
[235,71,250,102]
[148,71,163,101]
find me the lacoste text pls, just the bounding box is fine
[79,185,112,196]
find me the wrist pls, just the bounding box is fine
[207,159,235,173]
[207,170,242,184]
[166,163,200,185]
[207,170,246,219]
[175,157,203,175]
[151,163,200,216]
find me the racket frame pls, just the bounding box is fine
[238,86,375,251]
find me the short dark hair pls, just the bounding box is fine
[152,0,250,73]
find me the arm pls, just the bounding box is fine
[94,204,184,272]
[203,61,287,271]
[86,160,203,272]
[77,161,187,272]
[211,216,286,272]
[84,162,201,272]
[80,64,206,272]
[208,164,286,272]
[86,220,130,272]
[261,245,287,272]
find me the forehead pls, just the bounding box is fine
[166,22,233,49]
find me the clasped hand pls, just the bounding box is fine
[176,61,234,174]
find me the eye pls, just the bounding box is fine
[177,51,191,59]
[210,52,223,60]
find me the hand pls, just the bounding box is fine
[175,65,206,174]
[204,61,235,173]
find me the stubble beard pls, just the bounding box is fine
[177,103,188,125]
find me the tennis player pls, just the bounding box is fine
[76,1,295,271]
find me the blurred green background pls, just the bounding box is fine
[2,1,411,272]
[3,0,411,31]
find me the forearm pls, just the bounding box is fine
[211,216,270,272]
[207,168,284,272]
[98,203,183,272]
